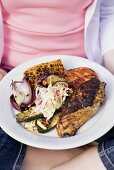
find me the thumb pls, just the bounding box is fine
[0,69,7,81]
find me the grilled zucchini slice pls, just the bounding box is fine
[16,110,43,123]
[35,112,61,133]
[40,74,66,87]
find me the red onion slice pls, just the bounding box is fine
[10,95,27,111]
[11,77,33,106]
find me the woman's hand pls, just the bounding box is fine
[104,49,114,75]
[0,69,7,81]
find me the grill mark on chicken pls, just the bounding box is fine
[65,67,98,85]
[62,78,100,115]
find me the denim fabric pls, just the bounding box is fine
[0,128,26,170]
[98,139,114,170]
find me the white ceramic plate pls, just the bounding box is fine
[0,55,114,150]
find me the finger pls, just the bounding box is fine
[0,69,7,76]
[0,73,4,81]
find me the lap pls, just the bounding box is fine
[22,145,89,170]
[0,125,114,170]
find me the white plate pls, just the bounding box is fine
[0,55,114,150]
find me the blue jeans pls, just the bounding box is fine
[98,139,114,170]
[0,128,26,170]
[97,126,114,169]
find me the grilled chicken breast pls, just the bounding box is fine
[57,76,106,137]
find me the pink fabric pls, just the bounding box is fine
[1,0,93,68]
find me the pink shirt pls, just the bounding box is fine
[1,0,93,69]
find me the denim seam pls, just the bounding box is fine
[106,146,114,153]
[12,143,23,170]
[99,146,114,156]
[100,142,114,168]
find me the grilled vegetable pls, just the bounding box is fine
[35,118,49,133]
[38,74,66,87]
[15,110,43,123]
[24,59,66,88]
[21,120,37,132]
[35,112,61,133]
[10,95,27,111]
[20,112,60,134]
[53,81,68,88]
[48,112,61,129]
[11,78,33,106]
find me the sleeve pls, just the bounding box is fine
[100,0,114,56]
[0,3,4,65]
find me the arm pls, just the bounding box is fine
[0,3,4,64]
[100,0,114,74]
[0,4,7,79]
[104,49,114,75]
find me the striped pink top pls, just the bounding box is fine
[1,0,93,69]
